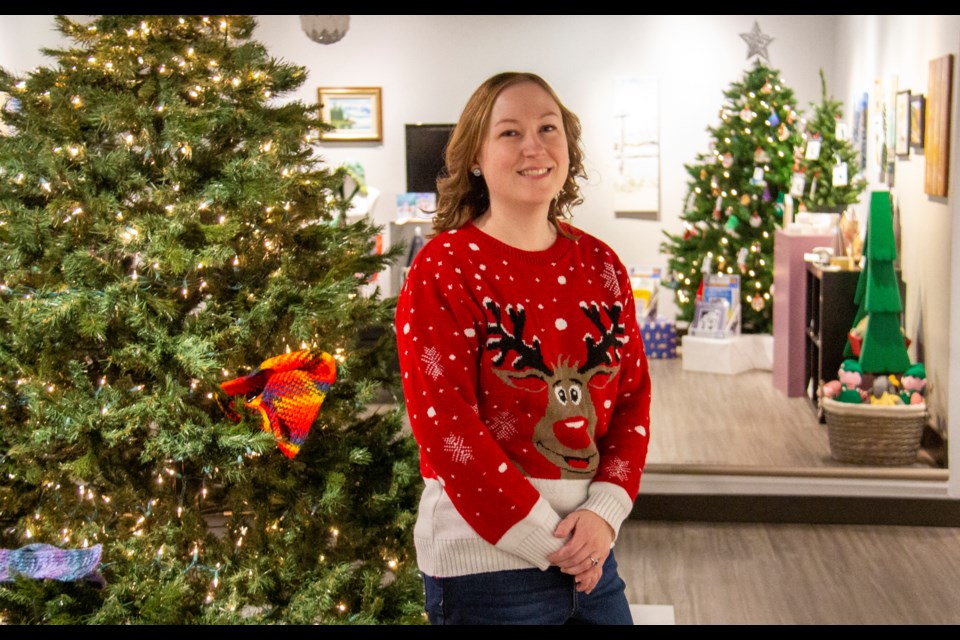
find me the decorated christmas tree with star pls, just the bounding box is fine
[661,23,804,333]
[0,15,423,624]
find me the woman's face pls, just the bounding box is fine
[475,82,569,216]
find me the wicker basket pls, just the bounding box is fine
[822,398,927,466]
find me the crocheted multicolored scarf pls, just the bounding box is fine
[221,350,337,458]
[0,543,104,587]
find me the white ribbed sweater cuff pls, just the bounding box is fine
[494,497,564,570]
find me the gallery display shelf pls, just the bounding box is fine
[803,264,904,422]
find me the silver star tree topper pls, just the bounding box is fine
[740,21,774,61]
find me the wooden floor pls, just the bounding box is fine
[645,358,940,471]
[616,518,960,624]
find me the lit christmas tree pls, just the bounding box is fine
[661,23,803,333]
[794,69,868,212]
[0,16,422,624]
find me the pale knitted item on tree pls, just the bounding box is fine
[0,543,104,586]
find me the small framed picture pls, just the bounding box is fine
[895,89,910,157]
[690,298,731,339]
[318,87,383,142]
[909,93,925,151]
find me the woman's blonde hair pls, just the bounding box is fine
[431,72,585,238]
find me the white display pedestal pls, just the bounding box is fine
[682,334,773,375]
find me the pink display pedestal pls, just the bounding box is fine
[772,231,833,397]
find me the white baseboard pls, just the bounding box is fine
[641,468,950,499]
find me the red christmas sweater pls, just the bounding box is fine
[395,221,651,577]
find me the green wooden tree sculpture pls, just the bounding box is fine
[845,191,911,374]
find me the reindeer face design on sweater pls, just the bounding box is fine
[484,298,626,478]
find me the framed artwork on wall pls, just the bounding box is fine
[318,87,383,142]
[852,92,868,173]
[895,90,910,157]
[924,54,953,197]
[870,75,898,184]
[612,76,660,215]
[909,93,925,151]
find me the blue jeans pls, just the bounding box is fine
[422,551,633,625]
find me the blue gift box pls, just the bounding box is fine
[640,319,678,359]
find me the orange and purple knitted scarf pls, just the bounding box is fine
[221,350,336,458]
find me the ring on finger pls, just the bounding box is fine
[589,556,599,567]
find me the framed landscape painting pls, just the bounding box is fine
[318,87,382,142]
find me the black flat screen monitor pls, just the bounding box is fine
[406,123,454,193]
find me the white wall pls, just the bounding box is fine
[834,15,959,496]
[255,15,838,309]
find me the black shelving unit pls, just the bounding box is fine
[804,265,861,421]
[804,263,904,421]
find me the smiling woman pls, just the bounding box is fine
[395,71,651,625]
[431,72,585,241]
[472,82,569,243]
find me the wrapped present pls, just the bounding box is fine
[641,317,678,359]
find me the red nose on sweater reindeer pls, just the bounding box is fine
[485,298,625,478]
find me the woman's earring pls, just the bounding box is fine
[471,168,482,177]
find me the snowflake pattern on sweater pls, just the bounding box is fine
[396,221,651,559]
